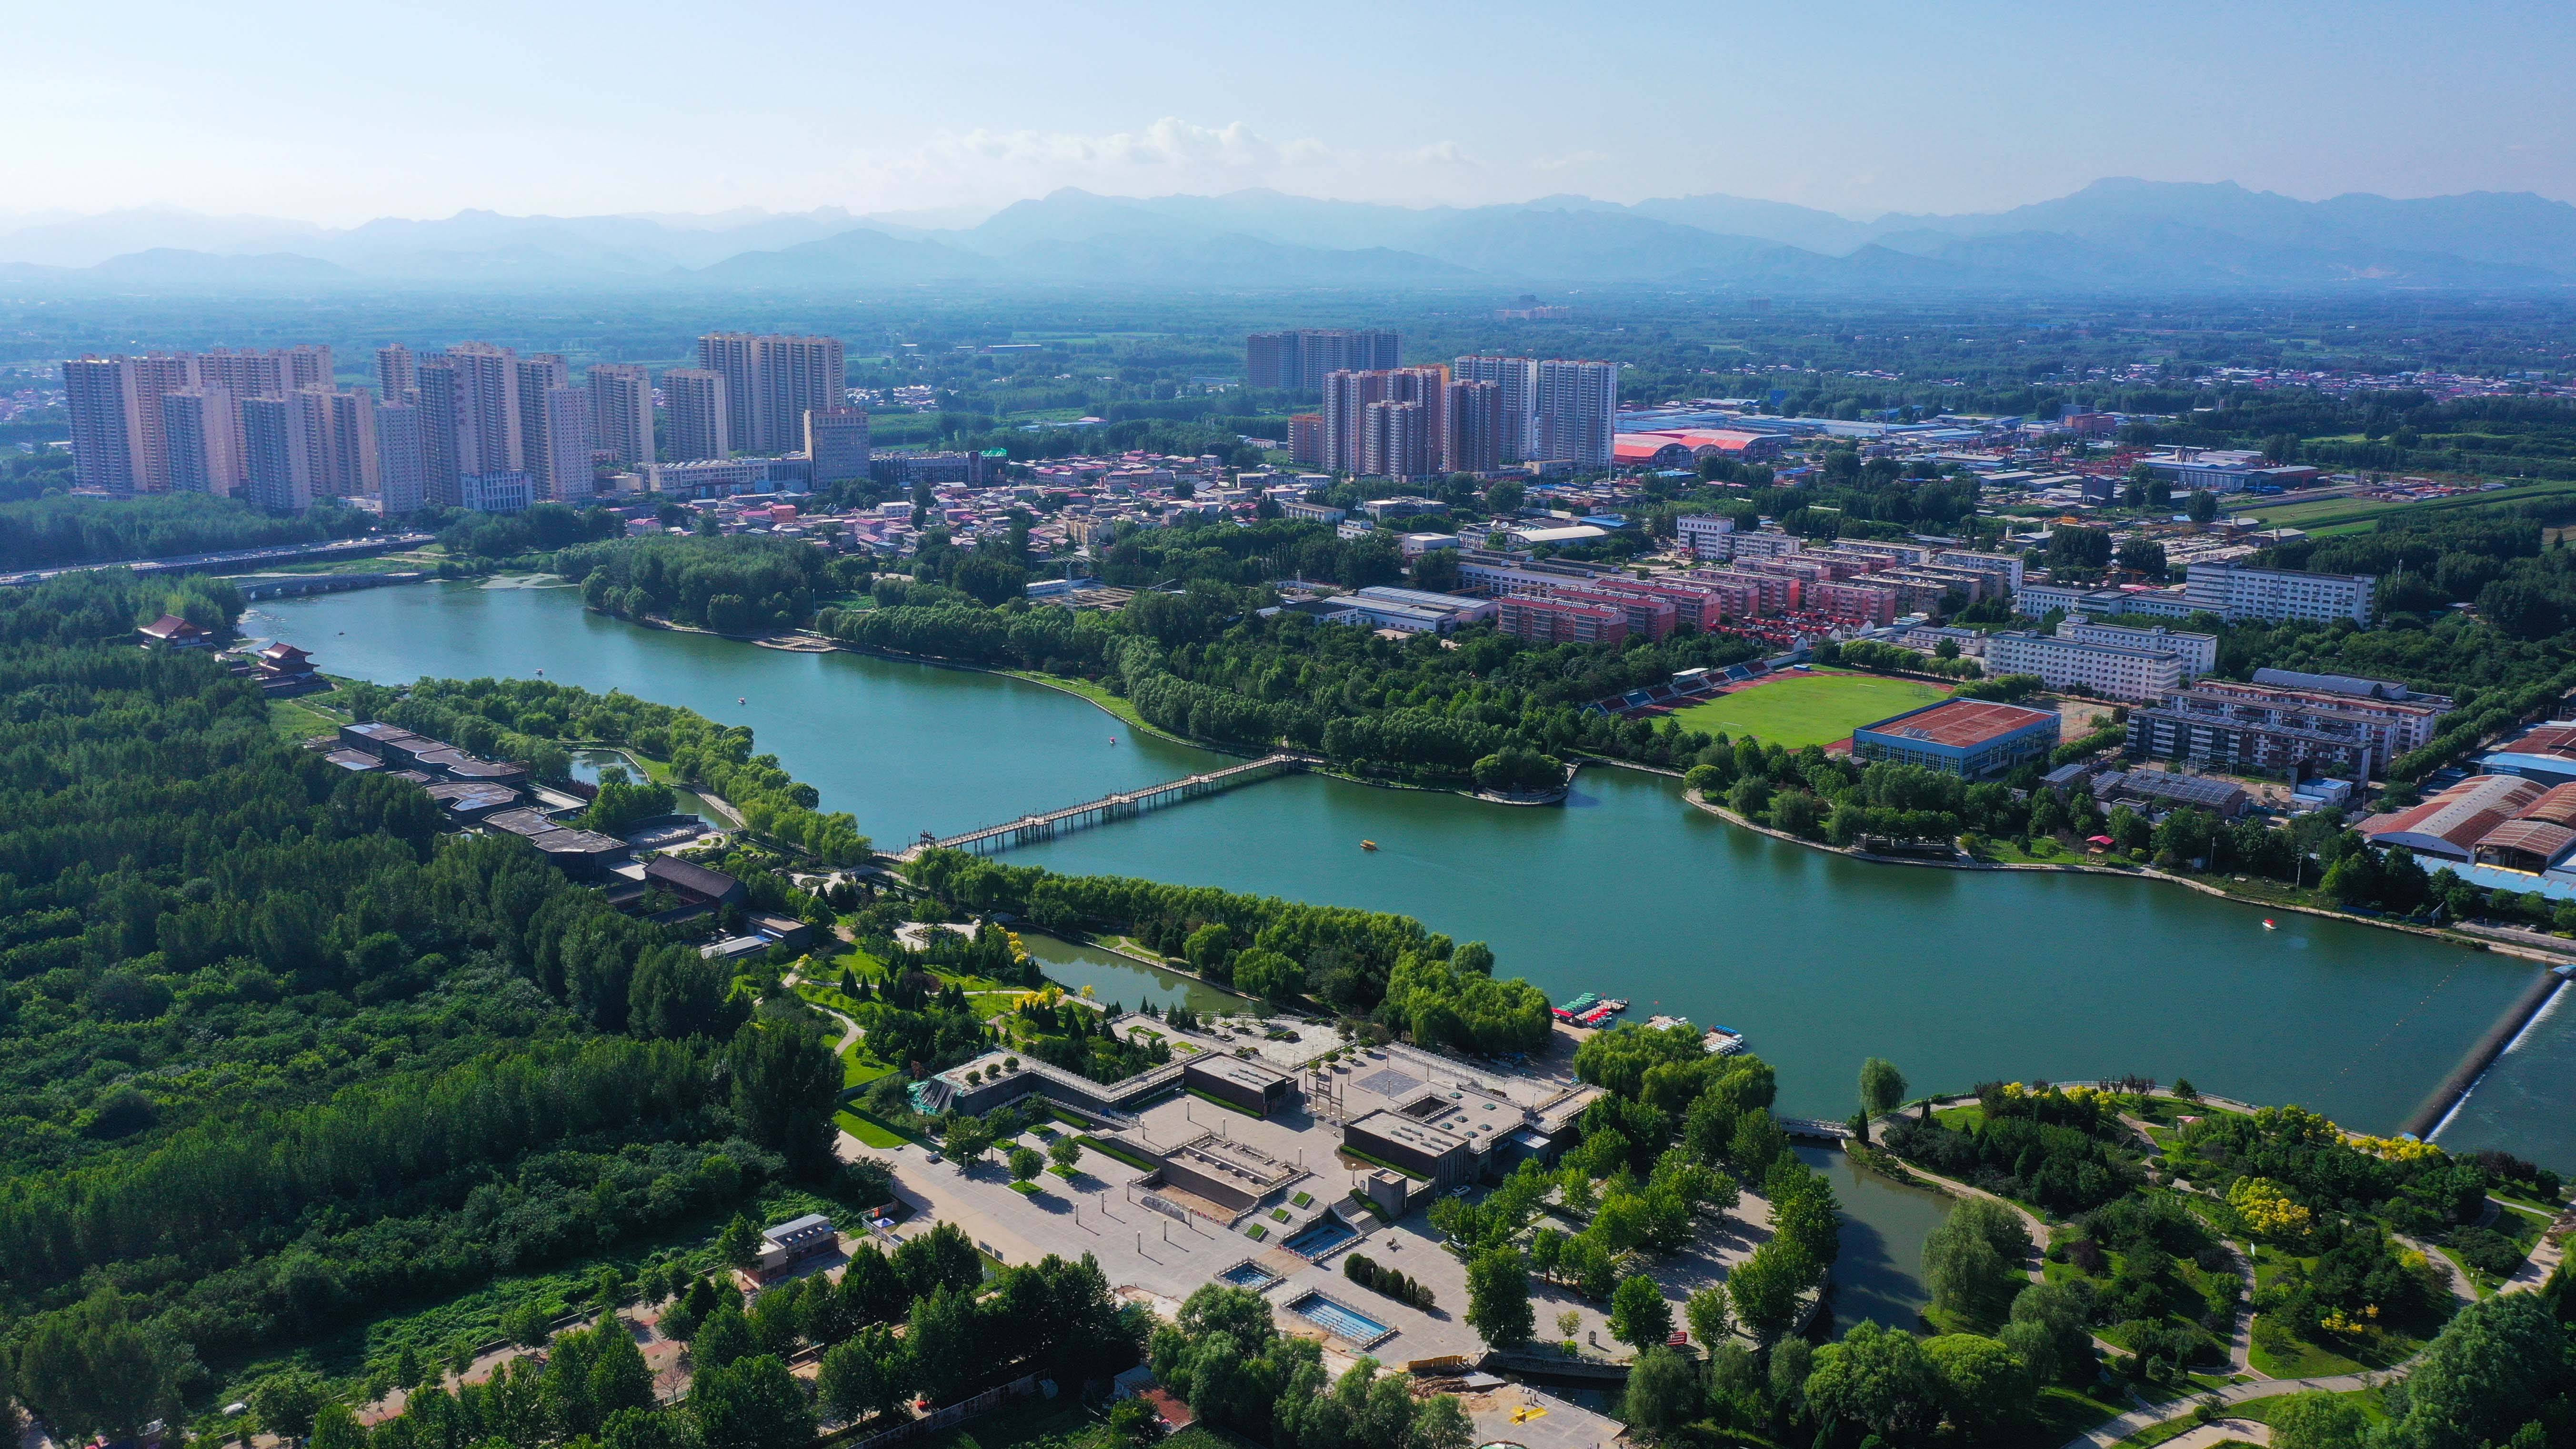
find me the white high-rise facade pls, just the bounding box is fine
[62,357,144,491]
[1452,356,1538,462]
[804,407,872,483]
[375,402,426,515]
[513,355,591,502]
[240,395,315,513]
[662,368,730,461]
[376,344,416,402]
[1453,356,1617,467]
[161,387,244,496]
[588,363,653,467]
[1531,360,1619,468]
[696,332,843,454]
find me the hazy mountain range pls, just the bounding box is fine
[6,179,2575,293]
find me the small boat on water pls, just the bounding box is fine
[1361,840,1379,851]
[1109,736,1118,745]
[1704,1026,1746,1056]
[737,697,746,705]
[1558,992,1601,1015]
[2263,919,2277,930]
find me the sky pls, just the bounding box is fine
[13,0,2576,227]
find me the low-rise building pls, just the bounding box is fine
[1983,631,2185,703]
[743,1213,839,1286]
[1552,584,1677,641]
[2125,673,2450,781]
[2061,619,2217,678]
[2182,561,2375,625]
[1676,513,1735,561]
[138,613,217,649]
[1851,699,2060,778]
[1495,595,1627,646]
[2361,775,2552,863]
[1182,1056,1294,1116]
[2088,769,2250,818]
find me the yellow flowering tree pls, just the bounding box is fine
[2228,1177,2314,1244]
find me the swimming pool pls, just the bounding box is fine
[1219,1261,1281,1289]
[1287,1291,1391,1344]
[1282,1217,1357,1258]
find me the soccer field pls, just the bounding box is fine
[1667,669,1953,749]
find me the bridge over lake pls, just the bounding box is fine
[898,753,1311,861]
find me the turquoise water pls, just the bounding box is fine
[263,584,2558,1162]
[1288,1291,1389,1340]
[1283,1218,1360,1258]
[2436,980,2576,1172]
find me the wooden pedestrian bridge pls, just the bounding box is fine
[897,753,1313,861]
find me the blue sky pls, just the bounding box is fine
[16,0,2576,224]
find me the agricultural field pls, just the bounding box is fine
[1667,667,1951,748]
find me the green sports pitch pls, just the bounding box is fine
[1666,669,1953,749]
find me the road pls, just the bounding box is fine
[0,532,435,586]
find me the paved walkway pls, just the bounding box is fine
[2152,1420,2272,1449]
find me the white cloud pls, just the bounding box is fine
[1401,141,1479,169]
[823,118,1528,211]
[1533,150,1609,172]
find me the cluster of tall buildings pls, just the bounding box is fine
[62,330,868,515]
[1243,329,1402,392]
[1315,366,1505,479]
[1280,351,1621,477]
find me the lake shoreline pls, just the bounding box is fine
[1668,783,2576,969]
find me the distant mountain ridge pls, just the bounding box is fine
[6,179,2575,292]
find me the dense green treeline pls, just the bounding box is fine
[433,503,625,561]
[1094,516,1404,591]
[903,849,1551,1051]
[0,493,374,571]
[559,535,829,634]
[0,569,869,1437]
[2271,505,2576,644]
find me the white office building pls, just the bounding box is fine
[459,471,533,514]
[2060,618,2217,678]
[2183,561,2375,624]
[1984,631,2185,703]
[1676,513,1736,561]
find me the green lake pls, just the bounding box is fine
[261,580,2569,1316]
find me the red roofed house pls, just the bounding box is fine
[138,614,215,649]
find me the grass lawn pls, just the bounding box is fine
[836,1108,908,1149]
[2245,477,2576,531]
[2029,1387,2129,1447]
[1001,670,1153,735]
[1668,668,1952,749]
[268,694,347,743]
